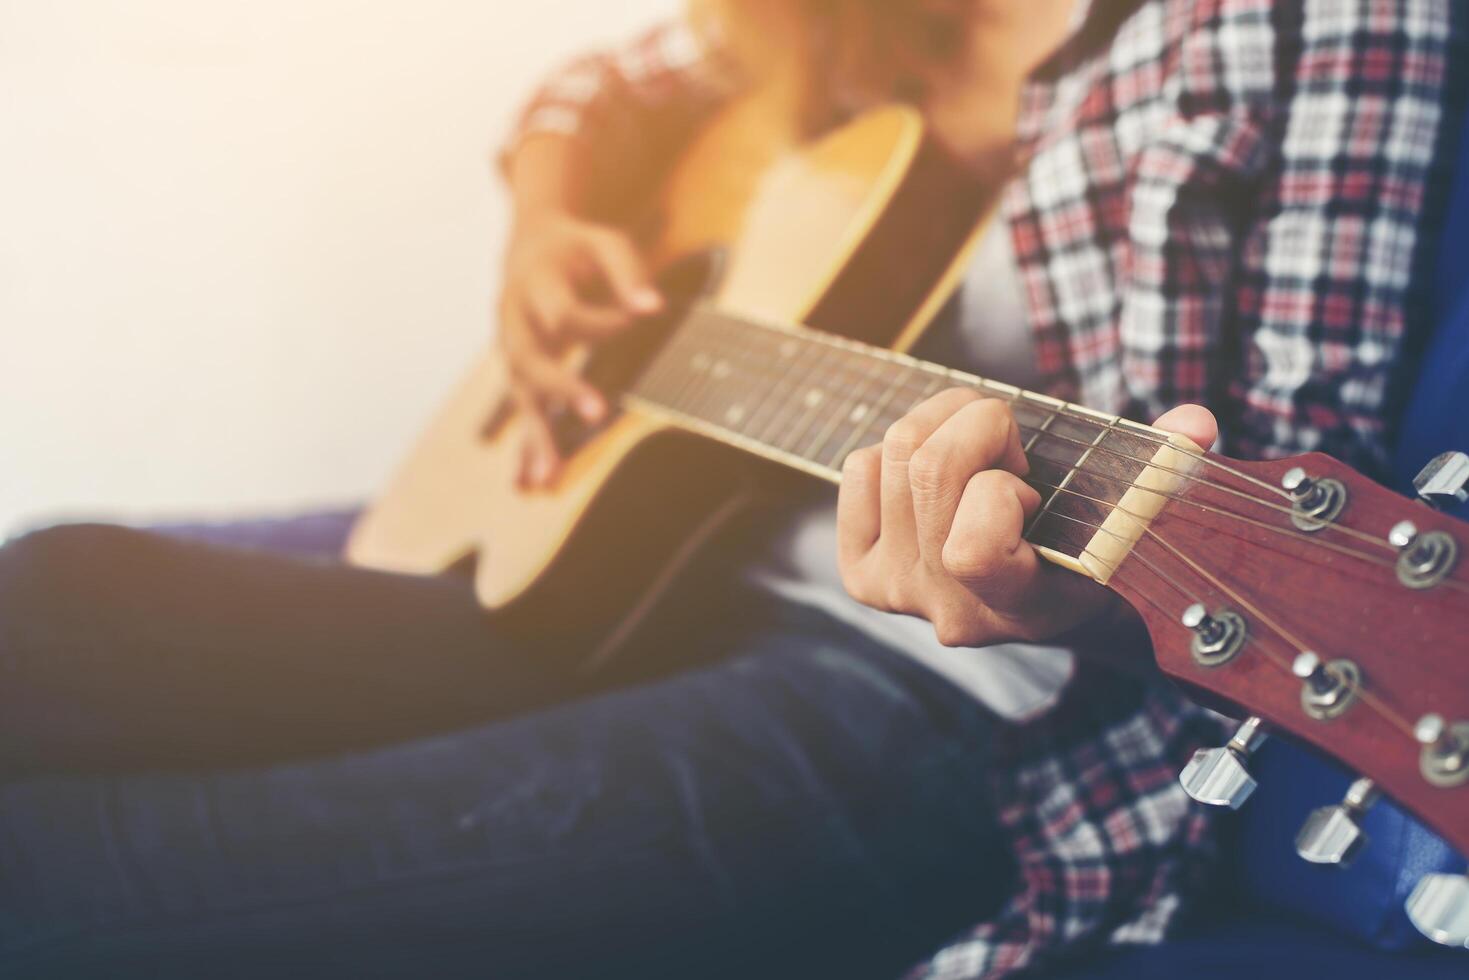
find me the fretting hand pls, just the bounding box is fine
[835,389,1218,647]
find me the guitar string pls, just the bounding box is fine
[693,307,1292,499]
[1022,466,1421,590]
[1029,481,1419,739]
[1140,522,1417,738]
[634,349,1425,587]
[641,318,1421,568]
[1018,444,1469,593]
[881,359,1404,556]
[652,313,1394,554]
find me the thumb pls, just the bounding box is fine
[587,231,662,315]
[1151,403,1218,452]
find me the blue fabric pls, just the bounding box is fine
[1393,87,1469,506]
[0,515,1014,979]
[1232,740,1463,950]
[1052,917,1469,979]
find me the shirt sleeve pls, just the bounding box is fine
[499,18,743,218]
[1116,0,1460,474]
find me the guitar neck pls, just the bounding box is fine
[624,304,1209,584]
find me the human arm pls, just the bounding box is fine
[497,19,743,483]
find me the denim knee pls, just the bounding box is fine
[1,522,134,587]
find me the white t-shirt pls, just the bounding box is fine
[746,217,1076,721]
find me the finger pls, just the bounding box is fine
[879,388,986,560]
[559,300,634,339]
[836,444,883,568]
[511,385,561,488]
[521,273,579,344]
[909,398,1029,568]
[585,231,662,314]
[503,302,606,422]
[523,274,633,343]
[941,469,1044,609]
[1151,403,1217,452]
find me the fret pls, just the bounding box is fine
[910,370,948,406]
[1029,416,1117,529]
[637,308,765,431]
[846,365,937,443]
[1020,401,1062,452]
[635,317,719,414]
[770,344,850,456]
[825,361,917,468]
[628,324,691,408]
[864,377,943,440]
[730,329,809,439]
[689,314,765,432]
[751,341,836,447]
[1023,412,1168,575]
[803,347,891,463]
[679,314,750,425]
[708,326,812,440]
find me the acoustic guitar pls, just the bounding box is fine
[348,102,1469,945]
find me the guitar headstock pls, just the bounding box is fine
[1107,449,1469,947]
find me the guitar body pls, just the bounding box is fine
[347,103,995,660]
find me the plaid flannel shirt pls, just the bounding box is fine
[503,1,1464,975]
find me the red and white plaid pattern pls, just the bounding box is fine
[503,1,1463,975]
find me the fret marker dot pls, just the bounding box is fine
[712,359,731,380]
[804,390,824,408]
[724,404,746,425]
[849,404,869,422]
[779,340,798,359]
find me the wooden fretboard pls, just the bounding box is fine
[625,305,1201,581]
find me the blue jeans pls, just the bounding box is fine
[0,515,1013,978]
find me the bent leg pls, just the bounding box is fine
[0,606,1012,979]
[0,523,574,774]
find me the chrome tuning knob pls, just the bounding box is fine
[1291,651,1361,720]
[1180,716,1266,809]
[1295,777,1378,866]
[1413,451,1469,510]
[1180,603,1246,667]
[1388,520,1459,589]
[1407,871,1469,948]
[1416,713,1469,787]
[1280,467,1346,531]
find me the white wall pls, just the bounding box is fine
[0,0,677,534]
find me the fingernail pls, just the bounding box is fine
[629,288,662,313]
[577,393,605,422]
[530,455,552,486]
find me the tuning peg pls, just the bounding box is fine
[1413,451,1469,509]
[1280,467,1346,530]
[1407,871,1469,948]
[1291,651,1361,719]
[1415,713,1469,787]
[1180,603,1246,666]
[1295,777,1379,866]
[1180,716,1266,809]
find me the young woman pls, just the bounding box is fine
[0,1,1461,976]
